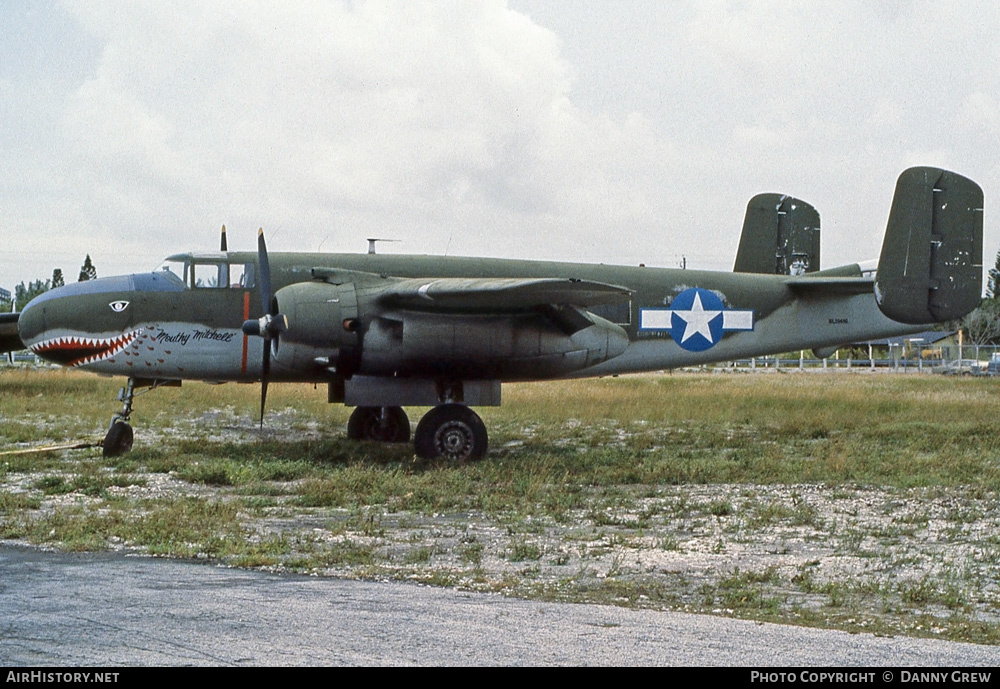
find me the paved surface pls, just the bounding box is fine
[1,543,997,666]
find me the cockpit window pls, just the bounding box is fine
[154,258,255,289]
[230,262,256,289]
[191,262,226,288]
[155,259,187,287]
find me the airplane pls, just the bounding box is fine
[10,166,984,461]
[1,313,20,361]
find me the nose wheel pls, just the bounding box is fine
[100,378,175,457]
[102,420,134,457]
[103,377,137,457]
[414,404,488,462]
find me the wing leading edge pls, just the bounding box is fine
[377,277,633,313]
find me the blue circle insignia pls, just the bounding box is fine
[669,288,725,352]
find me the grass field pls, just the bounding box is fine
[2,366,999,644]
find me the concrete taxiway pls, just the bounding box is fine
[1,543,996,666]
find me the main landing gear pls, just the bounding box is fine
[347,403,489,462]
[347,406,411,443]
[100,378,489,462]
[414,404,488,462]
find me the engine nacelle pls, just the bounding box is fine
[269,279,629,381]
[273,281,359,350]
[360,310,628,380]
[267,281,363,377]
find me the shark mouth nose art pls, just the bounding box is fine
[30,331,141,367]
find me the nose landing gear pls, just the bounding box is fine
[101,378,176,457]
[103,378,136,457]
[102,418,134,457]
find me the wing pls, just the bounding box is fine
[376,277,632,312]
[0,313,23,355]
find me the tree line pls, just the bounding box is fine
[1,256,97,312]
[960,247,1000,346]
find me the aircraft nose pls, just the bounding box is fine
[17,276,137,365]
[16,299,43,346]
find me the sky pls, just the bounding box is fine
[2,0,999,295]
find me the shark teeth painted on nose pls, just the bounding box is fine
[30,331,141,367]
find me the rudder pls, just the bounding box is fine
[734,193,820,275]
[875,167,983,324]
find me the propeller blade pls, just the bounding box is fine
[260,347,269,429]
[255,227,277,428]
[262,331,271,377]
[258,228,272,316]
[220,224,228,252]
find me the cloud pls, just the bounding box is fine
[3,0,998,288]
[46,0,672,272]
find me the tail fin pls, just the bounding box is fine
[734,193,820,275]
[875,167,983,324]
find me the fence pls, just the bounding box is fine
[728,344,1000,372]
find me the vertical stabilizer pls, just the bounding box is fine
[734,194,820,275]
[875,167,983,324]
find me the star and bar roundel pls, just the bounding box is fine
[638,287,754,352]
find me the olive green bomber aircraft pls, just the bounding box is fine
[11,166,984,460]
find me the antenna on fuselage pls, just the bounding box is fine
[366,238,400,254]
[220,225,228,252]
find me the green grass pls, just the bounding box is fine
[2,367,1000,645]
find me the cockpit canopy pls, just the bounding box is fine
[156,255,256,290]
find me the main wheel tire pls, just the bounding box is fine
[414,404,488,462]
[347,406,410,443]
[102,422,134,458]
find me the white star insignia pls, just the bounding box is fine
[674,292,722,344]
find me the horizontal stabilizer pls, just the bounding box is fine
[875,167,983,324]
[784,275,874,296]
[378,277,633,313]
[735,193,820,275]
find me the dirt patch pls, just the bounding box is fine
[3,386,999,643]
